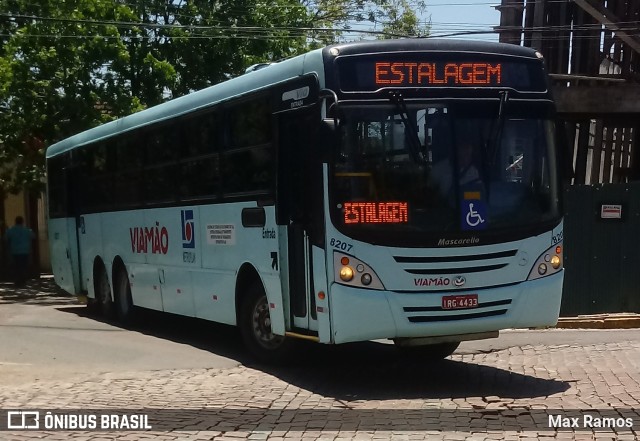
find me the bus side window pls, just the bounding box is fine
[181,155,221,200]
[47,154,69,218]
[144,126,179,204]
[115,134,144,206]
[223,96,274,198]
[183,112,218,157]
[85,143,114,211]
[228,98,271,149]
[223,147,273,196]
[179,112,220,200]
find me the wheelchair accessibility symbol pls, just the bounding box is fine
[466,203,484,227]
[461,200,487,230]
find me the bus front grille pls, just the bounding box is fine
[393,249,518,275]
[403,299,512,322]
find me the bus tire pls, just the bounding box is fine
[86,296,99,314]
[395,341,460,361]
[114,266,135,324]
[95,265,114,319]
[239,282,292,364]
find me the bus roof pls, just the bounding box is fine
[323,38,541,59]
[46,49,322,158]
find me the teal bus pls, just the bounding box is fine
[46,39,564,362]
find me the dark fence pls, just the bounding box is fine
[562,183,640,315]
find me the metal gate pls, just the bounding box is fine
[562,183,640,315]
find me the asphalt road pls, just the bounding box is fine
[0,279,240,386]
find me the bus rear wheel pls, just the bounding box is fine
[114,266,135,324]
[95,265,113,318]
[395,341,460,361]
[240,282,292,364]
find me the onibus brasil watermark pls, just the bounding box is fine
[3,408,637,432]
[5,410,151,430]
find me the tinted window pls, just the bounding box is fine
[47,154,69,218]
[84,143,113,210]
[229,98,271,148]
[222,146,272,196]
[179,156,220,199]
[115,135,144,206]
[184,112,217,157]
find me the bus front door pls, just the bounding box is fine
[277,106,324,335]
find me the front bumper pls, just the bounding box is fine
[329,270,563,344]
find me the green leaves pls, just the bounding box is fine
[0,0,427,192]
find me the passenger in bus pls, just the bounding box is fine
[430,138,482,200]
[5,216,35,287]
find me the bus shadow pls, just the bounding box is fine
[58,305,255,364]
[58,306,571,401]
[253,341,572,401]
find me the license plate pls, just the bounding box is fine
[442,294,478,310]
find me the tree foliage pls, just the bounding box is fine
[0,0,428,193]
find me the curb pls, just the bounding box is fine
[556,314,640,329]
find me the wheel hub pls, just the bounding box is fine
[251,296,283,349]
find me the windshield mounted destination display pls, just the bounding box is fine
[336,53,547,92]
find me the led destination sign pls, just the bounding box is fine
[337,54,546,92]
[375,62,501,86]
[344,202,408,225]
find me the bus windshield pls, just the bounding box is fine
[331,102,560,242]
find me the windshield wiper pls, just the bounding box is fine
[388,92,426,164]
[484,90,510,200]
[489,90,509,166]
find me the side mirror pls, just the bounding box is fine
[557,121,574,186]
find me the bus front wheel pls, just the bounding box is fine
[240,282,292,364]
[114,266,135,324]
[395,341,460,361]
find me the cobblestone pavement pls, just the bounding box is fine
[1,280,639,440]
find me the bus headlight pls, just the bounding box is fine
[334,251,385,290]
[340,266,354,282]
[528,242,563,280]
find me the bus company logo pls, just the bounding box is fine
[129,223,169,255]
[437,237,480,247]
[453,276,466,287]
[414,277,450,287]
[181,210,195,249]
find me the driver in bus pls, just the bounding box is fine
[430,136,482,200]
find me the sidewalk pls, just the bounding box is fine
[556,313,640,329]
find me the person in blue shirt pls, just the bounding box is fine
[5,216,35,286]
